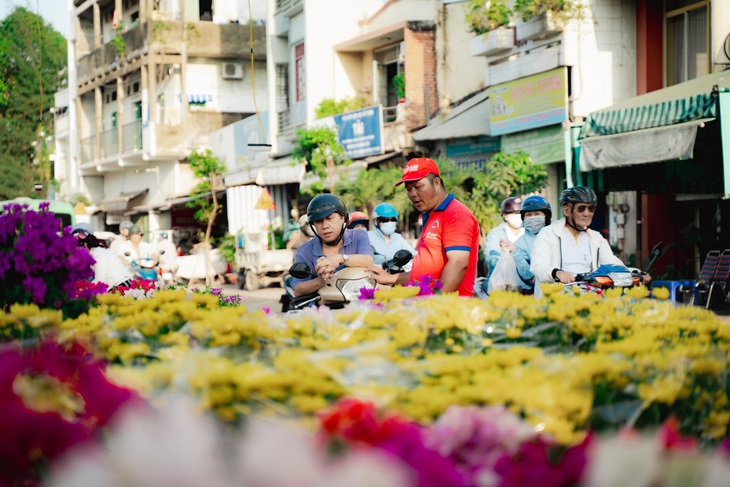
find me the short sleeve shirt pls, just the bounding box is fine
[412,194,479,296]
[290,228,373,289]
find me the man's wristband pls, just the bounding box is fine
[551,268,560,281]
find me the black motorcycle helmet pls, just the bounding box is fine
[560,186,597,232]
[559,186,597,207]
[520,195,552,225]
[306,194,349,246]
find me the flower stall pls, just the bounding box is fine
[1,203,729,487]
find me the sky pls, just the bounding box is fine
[0,0,69,38]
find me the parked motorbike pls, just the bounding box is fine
[565,242,663,293]
[281,250,413,312]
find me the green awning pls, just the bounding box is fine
[579,69,730,139]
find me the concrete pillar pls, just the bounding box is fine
[93,3,101,48]
[94,86,102,160]
[117,76,125,154]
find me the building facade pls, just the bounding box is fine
[55,0,267,238]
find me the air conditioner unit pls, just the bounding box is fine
[221,62,244,80]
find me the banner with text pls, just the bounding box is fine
[489,67,568,136]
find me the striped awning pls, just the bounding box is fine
[579,69,730,140]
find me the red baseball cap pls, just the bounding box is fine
[395,158,441,186]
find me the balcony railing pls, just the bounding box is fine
[100,126,119,158]
[80,134,97,163]
[123,119,142,153]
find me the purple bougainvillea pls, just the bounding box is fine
[0,203,96,314]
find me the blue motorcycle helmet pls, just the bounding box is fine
[520,195,552,225]
[372,203,398,222]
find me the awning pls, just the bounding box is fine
[162,190,226,209]
[100,189,148,213]
[413,89,490,142]
[580,119,711,171]
[579,69,730,139]
[255,159,306,186]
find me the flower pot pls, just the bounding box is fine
[470,26,515,57]
[515,12,563,43]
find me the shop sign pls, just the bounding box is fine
[334,106,384,159]
[489,67,568,136]
[445,135,501,158]
[501,124,565,165]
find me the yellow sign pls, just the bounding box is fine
[254,188,276,210]
[489,67,568,135]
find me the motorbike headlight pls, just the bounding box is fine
[608,272,634,287]
[338,279,373,301]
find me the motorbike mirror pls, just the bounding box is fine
[393,249,413,268]
[289,262,313,279]
[643,241,663,274]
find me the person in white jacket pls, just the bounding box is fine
[530,186,650,297]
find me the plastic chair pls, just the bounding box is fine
[706,249,730,309]
[685,250,720,307]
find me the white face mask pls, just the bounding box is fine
[379,221,397,236]
[522,216,545,235]
[505,213,522,229]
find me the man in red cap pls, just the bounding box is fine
[369,158,479,296]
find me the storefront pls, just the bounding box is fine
[577,69,730,277]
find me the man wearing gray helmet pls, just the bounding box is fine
[530,186,650,297]
[110,220,135,257]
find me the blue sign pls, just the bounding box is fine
[334,106,383,159]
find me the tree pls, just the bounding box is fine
[292,126,351,193]
[187,148,226,285]
[0,7,67,199]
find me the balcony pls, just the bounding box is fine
[100,126,119,159]
[154,112,245,154]
[514,12,564,43]
[123,119,142,153]
[470,27,515,57]
[80,134,97,163]
[77,21,266,85]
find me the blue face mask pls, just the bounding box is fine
[522,216,545,235]
[380,221,397,236]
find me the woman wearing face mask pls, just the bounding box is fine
[367,202,416,269]
[481,197,524,291]
[504,195,551,295]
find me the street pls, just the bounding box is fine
[220,283,285,314]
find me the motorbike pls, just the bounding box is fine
[129,257,160,282]
[281,250,413,312]
[565,241,663,294]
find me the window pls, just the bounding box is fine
[126,80,141,96]
[665,0,709,86]
[374,43,403,108]
[294,42,305,102]
[276,64,289,113]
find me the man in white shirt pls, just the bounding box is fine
[530,186,650,297]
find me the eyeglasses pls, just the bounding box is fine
[575,205,596,213]
[379,217,398,223]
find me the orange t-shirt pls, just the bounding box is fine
[411,195,479,296]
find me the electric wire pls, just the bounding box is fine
[248,0,267,146]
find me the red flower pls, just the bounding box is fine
[657,417,697,451]
[0,341,140,486]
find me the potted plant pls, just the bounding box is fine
[392,72,406,102]
[217,234,237,284]
[465,0,515,57]
[513,0,584,42]
[465,0,512,35]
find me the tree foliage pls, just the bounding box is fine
[335,151,548,233]
[0,7,67,199]
[292,126,351,193]
[187,148,226,284]
[314,97,369,119]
